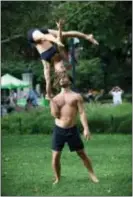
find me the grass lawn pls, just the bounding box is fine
[2,134,132,196]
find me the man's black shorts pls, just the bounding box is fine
[52,125,84,152]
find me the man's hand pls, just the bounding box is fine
[83,129,91,141]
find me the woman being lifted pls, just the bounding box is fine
[27,20,99,98]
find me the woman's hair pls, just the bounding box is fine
[67,75,73,84]
[51,53,62,63]
[53,72,73,88]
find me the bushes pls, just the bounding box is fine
[123,94,132,103]
[117,116,132,134]
[1,103,132,135]
[2,108,54,135]
[85,103,132,134]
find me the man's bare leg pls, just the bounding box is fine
[77,149,99,183]
[52,151,62,184]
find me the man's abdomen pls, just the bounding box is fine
[55,117,76,128]
[55,103,78,128]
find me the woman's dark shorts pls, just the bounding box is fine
[52,125,84,152]
[40,45,57,62]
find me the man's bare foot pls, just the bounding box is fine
[53,179,60,185]
[89,173,99,183]
[87,34,99,45]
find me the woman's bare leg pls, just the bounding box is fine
[56,19,63,42]
[55,20,70,62]
[52,58,67,88]
[48,29,99,45]
[42,60,52,99]
[64,31,99,45]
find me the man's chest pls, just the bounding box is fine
[56,95,77,108]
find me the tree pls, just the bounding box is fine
[1,1,132,92]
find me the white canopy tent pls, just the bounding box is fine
[1,73,30,89]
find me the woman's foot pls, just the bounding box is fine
[56,40,64,47]
[56,19,65,29]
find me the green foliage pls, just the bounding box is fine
[2,108,54,135]
[123,93,132,102]
[2,103,132,135]
[117,117,132,134]
[85,103,132,134]
[1,1,55,38]
[1,60,43,84]
[1,1,132,92]
[51,1,131,47]
[76,58,104,90]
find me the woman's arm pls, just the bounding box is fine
[32,30,64,47]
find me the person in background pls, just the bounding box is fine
[25,98,34,111]
[109,86,124,105]
[94,89,104,102]
[6,90,18,110]
[87,89,94,103]
[28,88,38,107]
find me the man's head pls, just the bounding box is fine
[59,74,73,88]
[115,88,119,92]
[114,86,120,92]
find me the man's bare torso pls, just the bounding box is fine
[53,91,80,128]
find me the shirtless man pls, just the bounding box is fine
[49,74,99,184]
